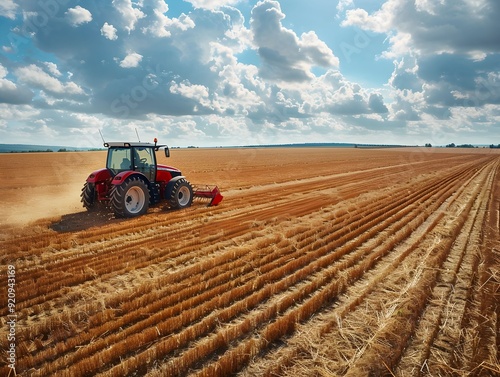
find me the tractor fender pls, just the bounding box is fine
[86,168,112,183]
[112,171,150,186]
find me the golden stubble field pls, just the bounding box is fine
[1,147,499,376]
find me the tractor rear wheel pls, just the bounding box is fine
[111,177,150,217]
[81,182,96,211]
[166,178,193,209]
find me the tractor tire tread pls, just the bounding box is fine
[167,178,193,209]
[110,176,150,218]
[81,182,96,211]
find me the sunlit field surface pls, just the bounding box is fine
[1,147,499,376]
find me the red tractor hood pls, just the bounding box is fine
[156,164,182,182]
[157,164,181,174]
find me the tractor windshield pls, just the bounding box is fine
[107,147,132,175]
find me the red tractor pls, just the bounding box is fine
[81,139,223,217]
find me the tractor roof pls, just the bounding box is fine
[104,142,166,149]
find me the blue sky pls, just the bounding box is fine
[0,0,499,148]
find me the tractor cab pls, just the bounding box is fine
[104,141,173,181]
[105,142,160,181]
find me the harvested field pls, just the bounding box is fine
[1,147,499,376]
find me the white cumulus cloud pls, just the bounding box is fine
[66,6,93,27]
[170,81,211,109]
[141,0,195,38]
[185,0,241,10]
[44,62,62,77]
[15,64,84,95]
[0,64,33,104]
[0,0,17,19]
[342,0,500,58]
[119,52,143,68]
[113,0,146,33]
[101,22,118,40]
[251,0,339,82]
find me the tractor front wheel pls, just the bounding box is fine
[111,177,150,217]
[166,178,193,209]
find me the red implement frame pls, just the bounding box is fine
[192,185,223,206]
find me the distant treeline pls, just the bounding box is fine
[242,142,355,148]
[444,143,500,149]
[354,144,413,149]
[4,149,99,153]
[241,143,413,149]
[0,144,103,153]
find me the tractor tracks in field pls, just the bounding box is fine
[1,154,498,376]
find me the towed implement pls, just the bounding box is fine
[81,139,223,217]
